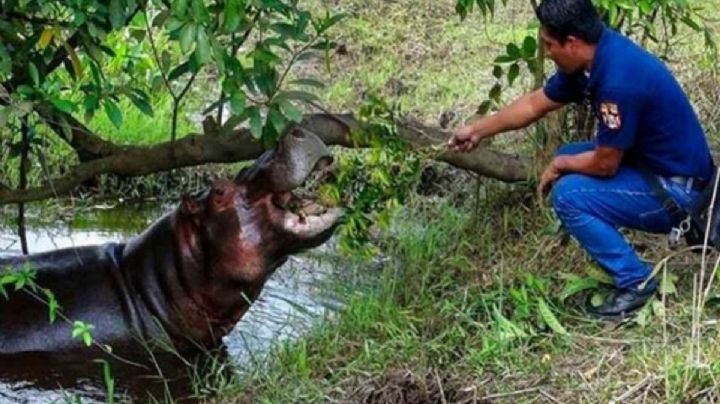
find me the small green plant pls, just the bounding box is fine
[97,359,116,404]
[72,321,96,347]
[321,94,423,256]
[0,263,96,347]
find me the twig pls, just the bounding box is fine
[539,389,561,404]
[434,369,448,404]
[610,375,652,403]
[574,334,640,345]
[479,387,539,400]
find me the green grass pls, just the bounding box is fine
[179,0,720,402]
[86,95,200,145]
[4,0,720,401]
[206,184,720,402]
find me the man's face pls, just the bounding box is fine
[540,28,583,74]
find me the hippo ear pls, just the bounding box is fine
[181,195,201,216]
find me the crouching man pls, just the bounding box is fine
[449,0,713,320]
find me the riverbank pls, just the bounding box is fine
[215,180,720,402]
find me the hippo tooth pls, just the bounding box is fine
[283,208,343,238]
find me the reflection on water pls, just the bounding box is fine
[0,204,355,403]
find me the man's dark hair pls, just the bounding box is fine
[536,0,603,44]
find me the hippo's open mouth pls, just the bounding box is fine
[235,127,344,240]
[272,158,343,238]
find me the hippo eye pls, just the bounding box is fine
[213,187,226,198]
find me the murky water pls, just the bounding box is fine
[0,204,358,403]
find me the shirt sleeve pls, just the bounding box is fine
[595,90,641,150]
[543,71,584,104]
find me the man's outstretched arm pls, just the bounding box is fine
[448,89,564,152]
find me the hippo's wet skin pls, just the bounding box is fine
[0,128,342,356]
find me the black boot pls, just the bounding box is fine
[587,278,658,322]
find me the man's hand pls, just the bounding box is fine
[537,160,562,202]
[448,124,482,152]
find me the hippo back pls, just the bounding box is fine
[0,244,139,355]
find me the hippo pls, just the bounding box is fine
[0,128,342,357]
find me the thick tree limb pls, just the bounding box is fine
[301,114,530,182]
[0,113,531,205]
[34,104,132,161]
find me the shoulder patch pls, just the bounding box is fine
[600,102,622,130]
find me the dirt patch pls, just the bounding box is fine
[333,368,487,403]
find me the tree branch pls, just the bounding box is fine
[34,104,132,161]
[0,113,530,205]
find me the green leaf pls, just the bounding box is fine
[493,55,515,64]
[279,99,303,123]
[152,9,171,27]
[476,99,492,115]
[559,276,599,303]
[224,0,244,32]
[537,298,569,335]
[507,63,519,86]
[522,35,537,58]
[16,85,34,97]
[634,299,653,327]
[166,16,184,32]
[271,23,298,39]
[492,306,529,340]
[172,0,189,17]
[268,106,287,134]
[72,321,95,346]
[0,44,11,76]
[506,43,521,59]
[659,273,678,296]
[109,0,124,29]
[289,78,325,89]
[83,332,93,346]
[45,289,59,324]
[680,16,702,32]
[103,100,123,129]
[261,119,280,149]
[279,90,320,104]
[251,46,282,66]
[101,360,115,403]
[168,61,190,81]
[72,322,83,338]
[179,23,197,54]
[230,90,245,115]
[28,62,39,86]
[249,107,262,139]
[328,12,349,28]
[488,83,502,101]
[51,97,76,114]
[195,28,211,65]
[191,0,212,24]
[128,92,154,117]
[492,65,502,79]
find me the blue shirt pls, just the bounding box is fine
[544,26,713,180]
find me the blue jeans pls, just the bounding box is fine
[551,142,701,290]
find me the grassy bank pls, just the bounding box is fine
[189,0,720,402]
[199,182,720,402]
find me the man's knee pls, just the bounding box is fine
[551,174,584,213]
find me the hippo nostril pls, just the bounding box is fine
[272,191,293,208]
